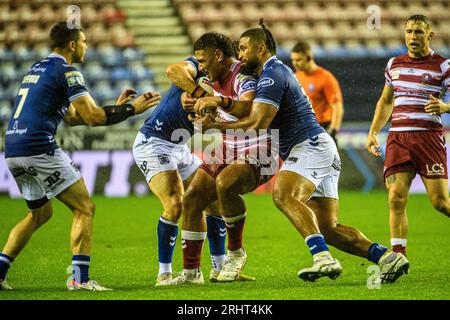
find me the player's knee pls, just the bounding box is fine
[216,176,237,197]
[272,187,291,210]
[74,199,96,219]
[165,196,183,220]
[29,207,53,226]
[183,184,203,206]
[388,189,408,211]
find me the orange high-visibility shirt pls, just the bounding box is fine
[295,66,343,124]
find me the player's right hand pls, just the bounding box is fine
[131,92,161,115]
[366,133,382,157]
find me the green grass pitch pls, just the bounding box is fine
[0,191,449,300]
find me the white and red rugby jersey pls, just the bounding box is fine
[211,61,274,166]
[385,50,450,131]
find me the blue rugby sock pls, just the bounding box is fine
[72,255,90,283]
[0,253,14,280]
[206,215,226,270]
[305,234,329,256]
[157,216,178,274]
[367,243,388,264]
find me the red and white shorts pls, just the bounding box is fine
[384,130,447,180]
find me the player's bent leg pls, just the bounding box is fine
[157,169,216,287]
[149,170,185,284]
[308,197,372,258]
[386,172,415,255]
[149,170,185,223]
[57,179,95,256]
[2,199,53,259]
[421,177,450,217]
[182,168,217,232]
[215,164,255,282]
[1,198,52,290]
[273,171,342,282]
[273,171,321,237]
[216,164,256,216]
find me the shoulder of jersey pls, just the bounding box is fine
[236,73,256,82]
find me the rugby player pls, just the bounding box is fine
[158,32,276,285]
[0,22,160,291]
[367,14,450,257]
[194,23,409,283]
[133,40,231,286]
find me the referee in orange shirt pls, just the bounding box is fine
[291,41,344,146]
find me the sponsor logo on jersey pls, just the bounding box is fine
[44,171,65,190]
[420,73,433,83]
[426,163,445,176]
[10,166,38,178]
[5,120,28,136]
[286,157,298,164]
[22,74,40,84]
[158,154,171,165]
[391,70,401,80]
[257,77,275,88]
[241,80,257,91]
[65,71,85,87]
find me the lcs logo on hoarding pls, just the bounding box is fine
[426,163,445,176]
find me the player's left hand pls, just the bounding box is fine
[424,95,449,115]
[194,96,221,115]
[116,88,137,105]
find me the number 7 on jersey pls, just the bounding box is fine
[13,88,30,119]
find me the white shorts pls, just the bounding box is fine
[280,133,340,199]
[5,148,82,201]
[133,132,202,183]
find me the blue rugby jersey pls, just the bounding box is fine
[5,53,89,158]
[139,57,202,143]
[254,56,325,160]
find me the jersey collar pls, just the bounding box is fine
[406,48,435,62]
[48,53,67,63]
[262,55,278,71]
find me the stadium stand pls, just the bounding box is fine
[173,0,450,59]
[0,0,158,129]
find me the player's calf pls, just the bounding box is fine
[429,195,450,217]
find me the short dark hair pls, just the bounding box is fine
[193,32,236,58]
[405,14,432,29]
[240,20,277,55]
[49,21,83,50]
[292,41,311,54]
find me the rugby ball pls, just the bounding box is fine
[197,76,213,95]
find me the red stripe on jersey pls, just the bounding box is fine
[393,105,424,112]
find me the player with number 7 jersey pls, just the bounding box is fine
[0,21,160,291]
